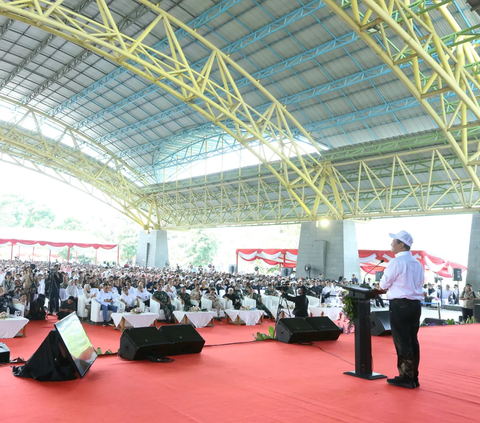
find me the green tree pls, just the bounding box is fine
[185,230,218,267]
[118,227,138,262]
[23,207,56,228]
[55,217,85,231]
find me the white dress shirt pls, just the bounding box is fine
[380,251,424,300]
[96,290,115,306]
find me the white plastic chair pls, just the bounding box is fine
[201,297,213,311]
[13,302,25,317]
[243,297,257,308]
[149,299,167,321]
[90,299,120,323]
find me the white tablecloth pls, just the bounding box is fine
[225,310,264,326]
[173,311,216,328]
[111,312,158,329]
[0,316,29,338]
[309,306,342,321]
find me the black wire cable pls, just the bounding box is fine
[297,342,354,366]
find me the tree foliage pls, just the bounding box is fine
[0,194,55,228]
[185,230,218,267]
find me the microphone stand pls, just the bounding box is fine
[362,260,385,287]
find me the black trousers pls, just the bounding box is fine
[49,291,60,313]
[389,298,421,381]
[462,307,473,321]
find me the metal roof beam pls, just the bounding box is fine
[0,0,94,92]
[92,0,328,142]
[47,0,246,117]
[20,2,154,105]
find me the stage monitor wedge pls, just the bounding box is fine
[275,318,318,344]
[119,327,171,360]
[159,324,205,355]
[370,311,391,336]
[305,317,342,341]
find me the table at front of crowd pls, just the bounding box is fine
[173,311,216,328]
[111,312,158,332]
[0,316,28,338]
[225,309,265,326]
[309,306,343,321]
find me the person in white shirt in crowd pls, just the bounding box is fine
[439,284,453,305]
[164,284,177,301]
[120,286,137,312]
[66,280,79,300]
[83,283,96,318]
[379,230,424,389]
[321,281,335,303]
[37,273,45,297]
[95,284,117,326]
[203,288,224,320]
[136,283,151,307]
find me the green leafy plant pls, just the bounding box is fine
[445,318,456,325]
[461,316,478,324]
[341,292,356,327]
[253,325,275,341]
[96,347,115,356]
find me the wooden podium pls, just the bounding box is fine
[341,285,387,380]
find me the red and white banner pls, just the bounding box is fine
[236,249,298,268]
[0,238,117,250]
[359,250,466,278]
[236,248,467,277]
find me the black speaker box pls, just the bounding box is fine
[370,311,391,336]
[452,268,462,281]
[422,317,445,326]
[119,327,171,360]
[474,304,480,320]
[159,324,205,355]
[304,317,342,341]
[0,343,10,363]
[275,318,318,344]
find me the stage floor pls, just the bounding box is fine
[2,317,479,423]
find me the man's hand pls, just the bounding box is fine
[374,288,387,295]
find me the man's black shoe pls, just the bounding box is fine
[103,321,108,327]
[108,321,114,326]
[387,377,416,389]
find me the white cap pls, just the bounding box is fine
[389,230,413,247]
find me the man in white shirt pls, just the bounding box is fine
[379,230,424,389]
[95,285,117,326]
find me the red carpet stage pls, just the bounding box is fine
[2,319,479,423]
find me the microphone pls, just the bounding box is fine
[363,259,385,286]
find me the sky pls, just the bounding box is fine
[0,161,474,267]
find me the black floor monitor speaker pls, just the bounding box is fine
[474,304,480,320]
[0,343,10,363]
[119,327,171,360]
[304,317,342,341]
[159,324,205,355]
[422,317,445,326]
[275,318,318,344]
[370,311,391,336]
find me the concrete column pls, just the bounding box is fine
[296,220,360,281]
[135,230,169,268]
[466,214,480,292]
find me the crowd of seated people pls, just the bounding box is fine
[2,259,462,327]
